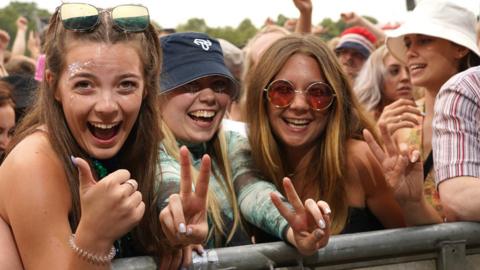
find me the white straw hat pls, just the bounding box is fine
[386,0,480,63]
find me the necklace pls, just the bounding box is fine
[92,159,108,179]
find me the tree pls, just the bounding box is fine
[0,1,51,49]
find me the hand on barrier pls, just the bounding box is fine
[363,125,424,204]
[72,157,144,246]
[159,146,210,248]
[271,178,331,256]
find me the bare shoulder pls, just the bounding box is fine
[0,132,70,222]
[345,139,386,192]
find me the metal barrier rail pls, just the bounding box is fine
[113,222,480,270]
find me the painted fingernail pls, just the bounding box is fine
[319,219,326,229]
[187,227,193,236]
[410,151,420,163]
[325,207,332,215]
[70,155,77,166]
[197,246,204,255]
[179,223,186,234]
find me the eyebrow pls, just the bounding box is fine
[68,72,142,80]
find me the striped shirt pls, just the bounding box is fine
[433,66,480,185]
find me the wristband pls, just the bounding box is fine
[69,234,116,265]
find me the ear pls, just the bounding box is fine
[454,45,469,60]
[45,70,61,102]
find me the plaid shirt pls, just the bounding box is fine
[433,66,480,186]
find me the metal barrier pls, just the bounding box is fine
[112,222,480,270]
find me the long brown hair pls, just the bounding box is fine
[245,34,378,234]
[8,10,164,255]
[158,94,242,247]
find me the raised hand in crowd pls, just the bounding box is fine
[376,98,422,136]
[11,16,28,56]
[73,157,145,250]
[27,31,41,60]
[292,0,312,33]
[363,125,442,225]
[159,146,210,248]
[271,178,331,256]
[0,30,10,77]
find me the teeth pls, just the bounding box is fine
[190,110,215,118]
[286,119,309,125]
[409,64,425,70]
[91,122,118,129]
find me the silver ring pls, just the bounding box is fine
[125,179,138,192]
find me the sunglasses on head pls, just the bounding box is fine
[264,79,336,111]
[59,3,150,32]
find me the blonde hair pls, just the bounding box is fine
[158,97,242,246]
[245,34,378,234]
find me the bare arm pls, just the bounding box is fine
[11,17,28,56]
[439,177,480,221]
[1,133,141,269]
[293,0,312,33]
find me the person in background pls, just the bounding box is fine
[157,32,330,257]
[1,74,38,122]
[386,0,480,217]
[244,34,441,236]
[0,81,15,164]
[335,26,376,82]
[0,3,172,269]
[354,45,421,135]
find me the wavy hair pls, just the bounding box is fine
[245,34,378,234]
[8,10,164,255]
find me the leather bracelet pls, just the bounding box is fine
[68,234,116,265]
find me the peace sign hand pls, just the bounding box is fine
[271,178,331,256]
[363,125,423,204]
[159,146,210,247]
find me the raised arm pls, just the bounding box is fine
[11,17,28,56]
[293,0,312,33]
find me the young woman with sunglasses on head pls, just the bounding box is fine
[245,34,441,236]
[0,3,172,269]
[157,32,330,258]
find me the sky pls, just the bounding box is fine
[0,0,479,28]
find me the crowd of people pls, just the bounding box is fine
[0,0,479,269]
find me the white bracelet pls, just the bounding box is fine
[68,234,116,265]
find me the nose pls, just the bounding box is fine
[197,88,216,105]
[288,90,310,112]
[405,44,418,60]
[94,90,119,118]
[400,67,410,82]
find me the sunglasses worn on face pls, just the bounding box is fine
[264,79,336,111]
[59,3,150,32]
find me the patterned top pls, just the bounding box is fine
[433,66,480,184]
[415,99,443,217]
[156,130,289,248]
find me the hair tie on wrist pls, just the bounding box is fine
[69,234,116,265]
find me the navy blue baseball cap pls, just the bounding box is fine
[159,32,239,99]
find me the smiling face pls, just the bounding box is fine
[267,53,330,155]
[161,76,233,143]
[382,53,413,104]
[404,34,464,91]
[53,41,144,159]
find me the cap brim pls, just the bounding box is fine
[335,42,370,59]
[160,60,239,99]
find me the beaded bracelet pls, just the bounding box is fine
[68,234,116,265]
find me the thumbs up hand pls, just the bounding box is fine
[72,156,145,245]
